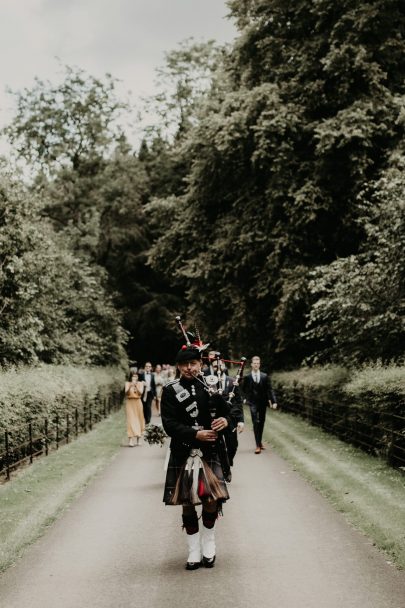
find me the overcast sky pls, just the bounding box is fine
[0,0,236,152]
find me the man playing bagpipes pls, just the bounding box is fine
[161,319,246,571]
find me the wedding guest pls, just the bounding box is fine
[124,371,145,446]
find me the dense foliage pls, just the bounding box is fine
[1,0,404,368]
[147,0,404,367]
[0,164,126,366]
[304,151,405,364]
[0,365,124,455]
[3,68,181,365]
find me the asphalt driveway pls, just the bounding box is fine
[0,418,404,608]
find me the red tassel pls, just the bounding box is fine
[198,476,209,499]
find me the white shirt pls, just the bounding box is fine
[253,371,260,383]
[145,372,152,392]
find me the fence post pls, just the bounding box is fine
[5,431,10,481]
[83,399,87,433]
[75,408,79,438]
[29,422,33,464]
[302,389,307,421]
[89,404,92,430]
[66,414,70,444]
[103,397,107,418]
[44,418,49,456]
[387,411,395,466]
[56,414,60,449]
[293,383,300,415]
[342,405,348,442]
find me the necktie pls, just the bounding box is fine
[254,373,259,383]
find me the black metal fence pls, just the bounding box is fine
[274,383,405,471]
[0,389,123,481]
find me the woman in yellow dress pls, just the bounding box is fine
[124,372,145,446]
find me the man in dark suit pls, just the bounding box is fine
[212,359,244,466]
[141,361,156,424]
[242,355,277,454]
[203,351,228,377]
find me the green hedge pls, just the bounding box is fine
[0,365,125,453]
[273,364,404,400]
[273,364,405,468]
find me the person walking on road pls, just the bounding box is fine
[141,362,156,424]
[153,364,165,416]
[212,358,244,467]
[161,345,236,571]
[124,371,145,447]
[242,355,277,454]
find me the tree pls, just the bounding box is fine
[0,163,126,366]
[5,65,125,173]
[3,67,178,363]
[4,66,128,254]
[97,140,183,363]
[149,0,405,366]
[141,38,224,140]
[304,150,405,364]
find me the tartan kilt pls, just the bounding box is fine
[163,444,230,505]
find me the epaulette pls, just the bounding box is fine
[165,379,180,387]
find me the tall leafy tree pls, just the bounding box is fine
[149,0,404,365]
[98,139,182,362]
[4,66,127,254]
[142,38,224,140]
[4,65,184,364]
[0,163,126,366]
[5,65,125,172]
[304,150,405,364]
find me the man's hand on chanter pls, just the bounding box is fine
[211,417,228,432]
[196,429,218,442]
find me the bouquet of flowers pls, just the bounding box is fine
[143,424,167,447]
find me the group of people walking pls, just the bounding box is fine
[124,363,176,447]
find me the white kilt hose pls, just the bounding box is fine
[161,377,234,507]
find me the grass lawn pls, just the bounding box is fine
[0,408,125,573]
[262,409,405,569]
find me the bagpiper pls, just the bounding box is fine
[161,319,245,570]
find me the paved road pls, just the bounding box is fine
[1,417,404,608]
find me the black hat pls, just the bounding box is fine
[175,346,202,364]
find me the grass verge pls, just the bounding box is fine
[260,409,405,569]
[0,408,125,573]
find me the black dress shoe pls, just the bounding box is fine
[202,555,216,568]
[186,560,201,571]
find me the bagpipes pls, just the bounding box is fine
[171,316,246,499]
[174,315,247,403]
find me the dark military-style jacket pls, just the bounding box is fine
[161,375,234,458]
